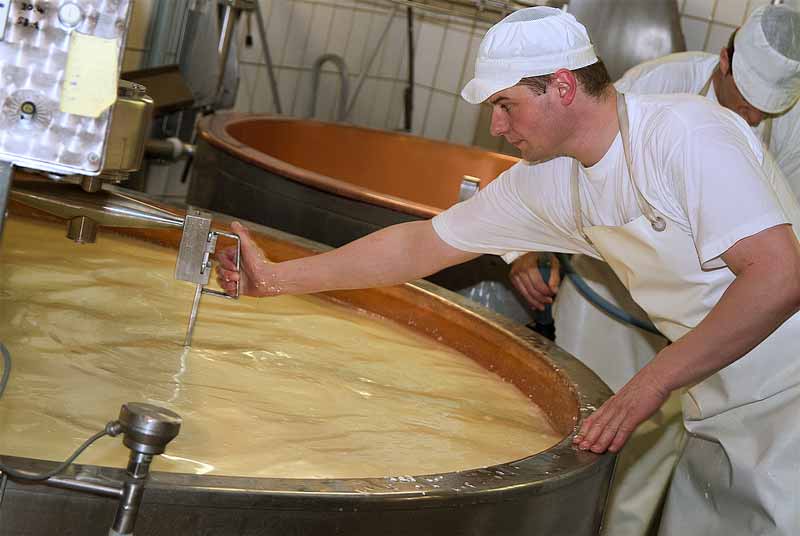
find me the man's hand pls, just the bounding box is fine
[509,252,561,310]
[216,221,279,297]
[573,369,670,453]
[572,224,800,455]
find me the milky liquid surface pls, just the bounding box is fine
[0,217,560,478]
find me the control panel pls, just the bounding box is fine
[0,0,132,175]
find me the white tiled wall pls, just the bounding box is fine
[678,0,800,54]
[118,0,498,198]
[239,0,793,150]
[231,0,499,147]
[120,0,800,159]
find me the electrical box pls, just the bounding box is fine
[0,0,132,175]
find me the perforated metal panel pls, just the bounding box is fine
[0,0,132,175]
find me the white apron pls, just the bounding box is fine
[553,258,679,536]
[554,151,675,534]
[574,94,800,536]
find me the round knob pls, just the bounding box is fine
[19,100,36,121]
[58,2,84,28]
[118,402,182,455]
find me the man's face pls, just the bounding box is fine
[487,84,565,162]
[718,49,768,127]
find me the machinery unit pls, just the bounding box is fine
[0,2,238,532]
[0,0,240,342]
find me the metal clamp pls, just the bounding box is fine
[200,230,241,301]
[459,175,481,202]
[176,209,241,347]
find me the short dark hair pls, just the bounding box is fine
[517,59,612,98]
[726,29,738,74]
[727,28,737,59]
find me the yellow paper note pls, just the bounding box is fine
[60,33,119,118]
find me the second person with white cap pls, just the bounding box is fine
[617,3,800,193]
[216,7,800,535]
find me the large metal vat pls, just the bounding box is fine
[2,195,614,535]
[185,115,536,323]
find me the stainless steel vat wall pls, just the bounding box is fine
[3,454,613,536]
[557,0,686,80]
[185,115,533,324]
[1,199,615,536]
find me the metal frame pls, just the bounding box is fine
[215,0,282,113]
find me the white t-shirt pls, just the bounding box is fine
[616,51,800,198]
[432,94,796,270]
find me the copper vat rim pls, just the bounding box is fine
[196,113,520,220]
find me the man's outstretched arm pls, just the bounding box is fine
[216,220,480,297]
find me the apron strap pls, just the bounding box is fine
[570,159,593,245]
[762,117,773,148]
[570,93,667,242]
[699,74,713,97]
[616,94,666,232]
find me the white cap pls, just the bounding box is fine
[461,7,598,104]
[733,4,800,114]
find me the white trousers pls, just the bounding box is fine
[553,256,682,536]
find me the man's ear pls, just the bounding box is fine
[719,46,731,77]
[552,69,577,105]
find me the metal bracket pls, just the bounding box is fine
[459,175,481,202]
[176,209,240,347]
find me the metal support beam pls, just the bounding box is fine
[0,161,14,243]
[253,0,283,114]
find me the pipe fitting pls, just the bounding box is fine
[67,216,98,244]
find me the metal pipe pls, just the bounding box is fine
[253,0,283,114]
[110,452,152,536]
[110,403,181,535]
[45,476,123,499]
[145,138,196,161]
[458,176,480,202]
[67,216,99,243]
[81,176,103,193]
[10,182,184,231]
[184,284,204,347]
[0,162,12,242]
[216,3,238,103]
[344,6,398,120]
[404,6,415,131]
[309,54,349,121]
[403,6,414,132]
[386,0,504,22]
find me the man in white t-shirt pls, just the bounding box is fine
[504,6,800,534]
[512,3,800,329]
[512,3,800,328]
[217,7,800,535]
